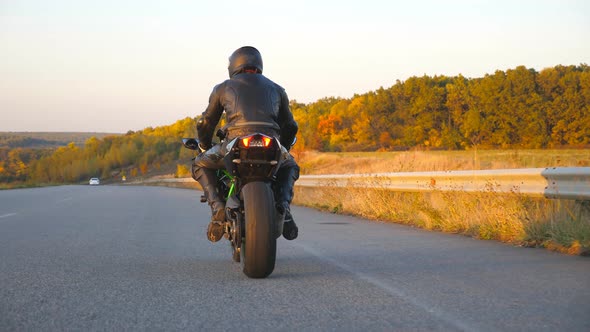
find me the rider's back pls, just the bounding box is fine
[220,73,285,138]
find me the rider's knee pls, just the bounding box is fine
[191,164,203,181]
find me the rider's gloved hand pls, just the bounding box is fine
[198,143,210,153]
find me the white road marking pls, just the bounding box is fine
[295,242,478,332]
[0,213,17,219]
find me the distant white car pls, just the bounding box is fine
[89,178,100,185]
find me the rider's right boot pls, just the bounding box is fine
[282,209,298,240]
[278,202,298,240]
[274,162,300,240]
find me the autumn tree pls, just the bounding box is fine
[5,64,590,188]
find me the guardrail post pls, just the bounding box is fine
[576,200,590,222]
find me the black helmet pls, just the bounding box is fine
[228,46,263,77]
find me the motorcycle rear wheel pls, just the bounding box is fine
[241,181,276,278]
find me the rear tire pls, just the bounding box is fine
[241,181,276,278]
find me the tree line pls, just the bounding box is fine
[291,64,589,151]
[0,132,114,148]
[1,118,197,185]
[1,64,588,186]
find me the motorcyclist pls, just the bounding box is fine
[192,46,300,243]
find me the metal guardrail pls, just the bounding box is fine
[147,167,590,201]
[296,167,590,201]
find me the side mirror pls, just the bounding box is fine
[182,138,200,150]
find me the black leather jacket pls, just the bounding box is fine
[197,72,298,150]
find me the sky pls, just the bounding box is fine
[1,0,589,133]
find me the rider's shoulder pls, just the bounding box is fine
[272,81,287,94]
[255,75,284,91]
[211,80,230,93]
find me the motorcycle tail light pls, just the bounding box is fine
[241,137,251,148]
[240,134,273,148]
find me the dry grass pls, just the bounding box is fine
[293,187,590,255]
[294,149,590,174]
[292,149,590,256]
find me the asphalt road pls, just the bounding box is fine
[1,185,589,331]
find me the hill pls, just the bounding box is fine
[292,64,590,151]
[1,64,589,188]
[0,118,197,186]
[0,132,118,148]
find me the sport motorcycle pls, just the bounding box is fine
[182,131,291,278]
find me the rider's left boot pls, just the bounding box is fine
[194,167,226,243]
[207,201,226,242]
